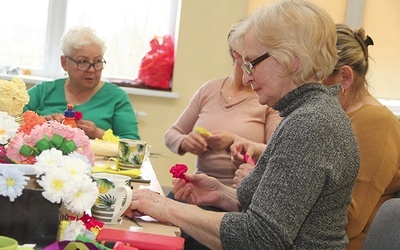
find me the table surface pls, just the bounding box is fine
[94,156,181,237]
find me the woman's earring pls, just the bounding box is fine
[64,71,68,77]
[341,87,347,96]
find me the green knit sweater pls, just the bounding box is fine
[24,78,140,140]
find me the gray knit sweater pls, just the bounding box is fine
[220,83,360,249]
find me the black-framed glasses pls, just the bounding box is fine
[65,56,106,71]
[241,52,270,75]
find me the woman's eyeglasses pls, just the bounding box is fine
[241,52,270,75]
[65,56,106,71]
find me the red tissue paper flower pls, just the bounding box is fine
[74,111,83,121]
[243,154,256,164]
[169,163,188,182]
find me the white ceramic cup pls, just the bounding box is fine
[91,173,133,224]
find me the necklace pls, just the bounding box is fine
[224,77,240,102]
[221,76,256,106]
[221,77,233,102]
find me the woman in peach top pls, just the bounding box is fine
[164,20,281,187]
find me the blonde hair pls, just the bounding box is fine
[228,19,246,57]
[333,23,373,107]
[60,26,106,56]
[237,0,338,85]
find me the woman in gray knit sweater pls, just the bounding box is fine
[125,0,360,249]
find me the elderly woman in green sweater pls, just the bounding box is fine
[24,26,140,140]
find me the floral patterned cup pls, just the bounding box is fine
[91,173,132,224]
[117,139,147,169]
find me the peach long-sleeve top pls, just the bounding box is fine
[164,77,281,186]
[346,104,400,249]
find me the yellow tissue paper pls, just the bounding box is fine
[90,129,119,156]
[194,127,212,137]
[92,165,141,179]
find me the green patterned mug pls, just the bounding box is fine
[117,139,147,169]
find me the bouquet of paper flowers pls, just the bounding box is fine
[0,111,98,215]
[0,78,97,216]
[0,78,106,245]
[6,111,95,166]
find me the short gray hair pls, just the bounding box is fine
[60,26,106,56]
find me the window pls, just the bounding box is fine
[0,0,178,81]
[0,1,48,71]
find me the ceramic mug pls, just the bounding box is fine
[117,139,147,169]
[0,236,18,250]
[91,173,133,224]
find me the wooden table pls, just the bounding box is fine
[94,156,181,237]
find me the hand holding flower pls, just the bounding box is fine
[171,173,234,210]
[169,163,188,183]
[76,119,104,139]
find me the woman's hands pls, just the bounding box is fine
[232,162,255,188]
[43,113,104,139]
[124,174,224,223]
[180,131,208,155]
[230,139,266,188]
[76,119,104,139]
[43,113,64,122]
[125,172,241,224]
[125,189,172,223]
[171,173,240,212]
[206,130,235,151]
[180,130,235,155]
[171,173,223,207]
[230,139,266,163]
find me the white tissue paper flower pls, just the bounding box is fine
[0,111,19,145]
[34,148,64,175]
[37,167,70,203]
[63,176,99,215]
[63,220,86,241]
[0,168,28,201]
[60,155,92,176]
